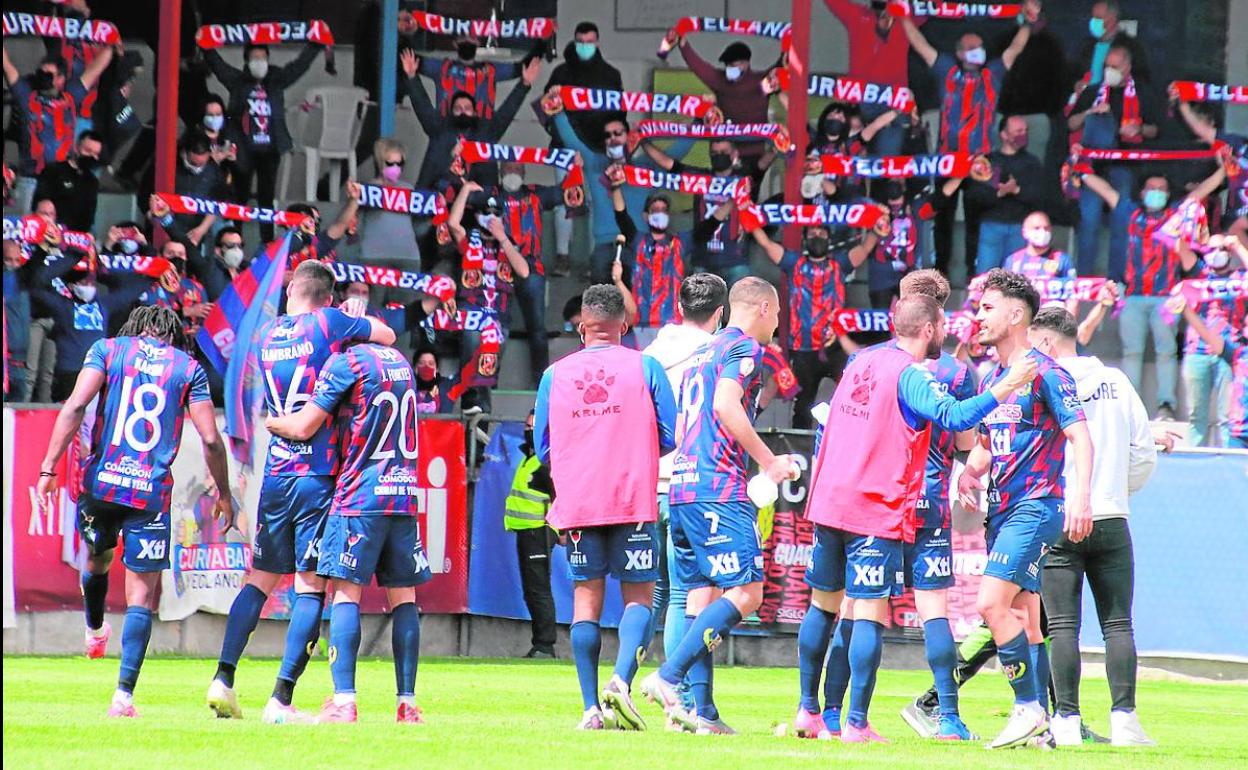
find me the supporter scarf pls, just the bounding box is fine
[422,307,504,400]
[635,120,792,153]
[557,86,719,120]
[1075,146,1225,162]
[409,11,556,39]
[763,70,917,114]
[1171,274,1248,306]
[355,184,449,224]
[156,193,310,228]
[1093,77,1143,145]
[967,273,1111,302]
[619,165,750,200]
[326,262,457,302]
[1172,81,1248,104]
[1153,198,1211,254]
[195,20,335,73]
[2,13,120,45]
[886,2,1023,17]
[3,215,48,244]
[762,343,799,400]
[97,254,174,280]
[740,202,886,231]
[827,308,983,339]
[821,153,972,178]
[458,142,586,199]
[659,17,792,59]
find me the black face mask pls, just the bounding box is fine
[524,428,535,447]
[451,114,479,132]
[823,118,847,138]
[32,71,56,91]
[709,153,734,173]
[76,155,100,172]
[457,42,478,61]
[806,237,830,257]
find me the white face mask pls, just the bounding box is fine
[248,59,269,80]
[963,47,987,66]
[725,66,743,81]
[184,158,206,175]
[605,144,626,161]
[1205,249,1230,271]
[1103,67,1125,88]
[119,238,140,255]
[71,283,96,303]
[1025,228,1052,249]
[501,173,524,193]
[647,211,669,231]
[800,174,824,199]
[203,114,224,131]
[478,214,499,231]
[220,246,244,268]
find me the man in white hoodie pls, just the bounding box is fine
[641,272,727,726]
[1027,306,1160,748]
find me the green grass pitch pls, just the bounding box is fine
[4,656,1246,769]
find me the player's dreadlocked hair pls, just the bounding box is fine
[981,268,1040,320]
[118,305,186,350]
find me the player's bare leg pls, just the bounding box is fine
[601,581,655,731]
[109,568,161,718]
[210,568,283,718]
[571,580,607,729]
[262,570,326,724]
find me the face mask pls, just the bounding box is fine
[963,47,987,66]
[823,118,846,138]
[800,174,824,199]
[1089,17,1106,39]
[119,238,140,255]
[1103,67,1125,88]
[524,428,535,446]
[457,42,478,61]
[605,144,626,161]
[71,283,96,303]
[1024,228,1052,249]
[220,246,244,268]
[1143,189,1168,211]
[647,211,670,231]
[478,213,499,231]
[382,164,403,182]
[806,237,830,257]
[77,155,99,172]
[1010,135,1029,152]
[248,59,268,80]
[451,114,479,131]
[709,153,734,173]
[32,71,56,91]
[501,173,524,193]
[203,114,224,131]
[416,363,438,382]
[1205,249,1231,271]
[725,66,743,82]
[575,42,597,61]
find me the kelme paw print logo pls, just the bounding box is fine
[850,365,875,406]
[574,369,615,404]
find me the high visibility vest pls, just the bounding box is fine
[504,454,551,531]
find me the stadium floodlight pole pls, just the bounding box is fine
[379,0,399,137]
[154,0,182,244]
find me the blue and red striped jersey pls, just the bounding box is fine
[921,352,976,528]
[978,349,1085,513]
[1002,249,1077,280]
[260,307,373,476]
[312,344,420,517]
[457,230,516,315]
[1119,200,1180,296]
[82,336,211,511]
[933,54,1006,155]
[9,77,89,176]
[670,327,765,504]
[780,250,848,351]
[633,232,688,328]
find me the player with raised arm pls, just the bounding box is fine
[207,260,396,723]
[959,269,1093,749]
[640,277,799,735]
[37,306,234,718]
[266,341,431,724]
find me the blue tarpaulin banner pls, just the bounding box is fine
[467,423,624,628]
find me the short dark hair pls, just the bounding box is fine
[982,268,1039,320]
[38,56,66,76]
[287,203,320,219]
[603,112,629,132]
[574,21,599,36]
[118,305,186,350]
[215,226,243,247]
[1031,307,1078,340]
[243,43,270,59]
[644,193,671,212]
[581,284,626,321]
[288,260,336,305]
[77,130,104,146]
[679,273,728,324]
[450,90,476,108]
[181,129,211,155]
[998,114,1022,133]
[203,93,226,111]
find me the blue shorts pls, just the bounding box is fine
[253,475,333,574]
[985,498,1065,593]
[806,525,905,599]
[905,526,954,591]
[566,522,659,583]
[76,494,170,573]
[914,490,950,531]
[670,501,764,590]
[317,514,433,588]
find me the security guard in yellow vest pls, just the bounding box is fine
[505,411,557,658]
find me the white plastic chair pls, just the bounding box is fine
[279,86,371,202]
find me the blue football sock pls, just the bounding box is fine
[998,630,1037,705]
[81,572,108,631]
[570,621,602,710]
[657,598,741,683]
[662,592,688,662]
[392,603,421,697]
[117,606,152,695]
[797,605,836,713]
[612,603,653,685]
[1031,642,1051,714]
[329,601,361,695]
[846,619,884,729]
[923,618,959,717]
[688,645,717,720]
[216,583,266,685]
[276,592,324,689]
[822,616,853,723]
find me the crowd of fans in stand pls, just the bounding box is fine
[2,0,1245,446]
